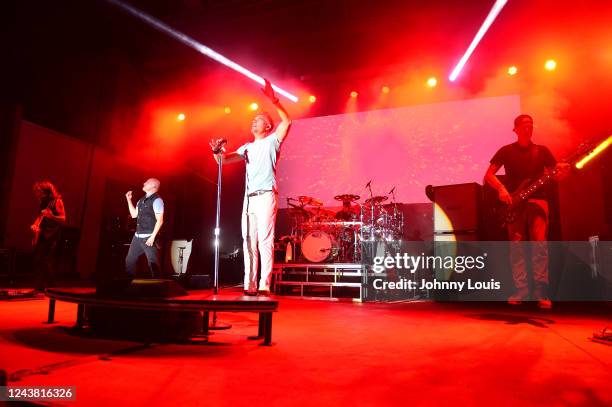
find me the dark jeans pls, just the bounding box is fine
[125,235,161,278]
[33,233,59,290]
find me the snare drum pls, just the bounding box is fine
[301,230,338,263]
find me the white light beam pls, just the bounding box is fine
[449,0,509,82]
[106,0,299,102]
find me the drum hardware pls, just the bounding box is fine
[298,195,323,206]
[282,186,405,264]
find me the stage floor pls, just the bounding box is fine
[0,290,610,406]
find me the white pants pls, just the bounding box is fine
[242,191,278,291]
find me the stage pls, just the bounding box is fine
[1,292,610,406]
[2,1,612,405]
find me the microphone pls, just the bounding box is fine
[388,186,396,195]
[212,139,228,154]
[365,180,372,189]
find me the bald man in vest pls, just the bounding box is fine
[125,178,164,278]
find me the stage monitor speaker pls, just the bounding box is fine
[188,274,211,289]
[431,182,481,234]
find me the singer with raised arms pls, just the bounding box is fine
[210,79,292,296]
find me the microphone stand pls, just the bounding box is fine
[366,182,375,242]
[207,148,231,332]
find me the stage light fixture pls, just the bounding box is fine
[177,113,186,121]
[350,91,358,98]
[545,59,557,71]
[106,0,299,102]
[427,77,438,88]
[507,66,518,75]
[449,0,509,82]
[224,107,231,114]
[249,103,259,111]
[309,95,317,103]
[382,86,390,94]
[575,136,612,169]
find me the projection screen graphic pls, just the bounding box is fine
[277,95,521,207]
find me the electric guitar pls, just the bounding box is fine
[31,212,45,247]
[496,141,594,227]
[31,203,53,247]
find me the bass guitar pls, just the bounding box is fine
[496,141,594,227]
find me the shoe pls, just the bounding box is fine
[257,290,271,297]
[537,298,552,310]
[243,290,257,297]
[508,287,529,305]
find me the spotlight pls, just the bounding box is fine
[224,106,231,114]
[575,136,612,169]
[177,113,186,121]
[449,0,509,81]
[545,59,557,71]
[381,86,390,94]
[106,0,299,102]
[507,66,518,75]
[350,91,358,98]
[249,102,259,111]
[308,95,317,103]
[426,77,438,88]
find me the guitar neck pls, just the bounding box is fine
[512,167,559,203]
[510,141,594,205]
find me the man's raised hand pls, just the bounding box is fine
[261,78,278,104]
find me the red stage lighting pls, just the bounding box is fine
[575,136,612,169]
[177,113,186,121]
[350,91,358,98]
[382,86,390,94]
[507,66,518,75]
[545,59,557,71]
[249,102,259,111]
[426,77,438,88]
[309,95,317,103]
[224,107,231,114]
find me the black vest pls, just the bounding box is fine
[136,193,160,234]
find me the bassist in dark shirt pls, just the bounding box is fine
[484,115,569,308]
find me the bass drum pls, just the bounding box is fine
[301,230,338,263]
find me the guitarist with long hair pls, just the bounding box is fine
[31,181,66,291]
[484,114,569,309]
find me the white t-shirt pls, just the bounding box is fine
[236,133,281,194]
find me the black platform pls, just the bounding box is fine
[45,287,279,345]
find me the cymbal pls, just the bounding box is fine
[334,194,360,202]
[298,195,323,206]
[364,195,388,205]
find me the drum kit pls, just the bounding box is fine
[283,190,404,263]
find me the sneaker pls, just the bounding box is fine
[508,287,529,305]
